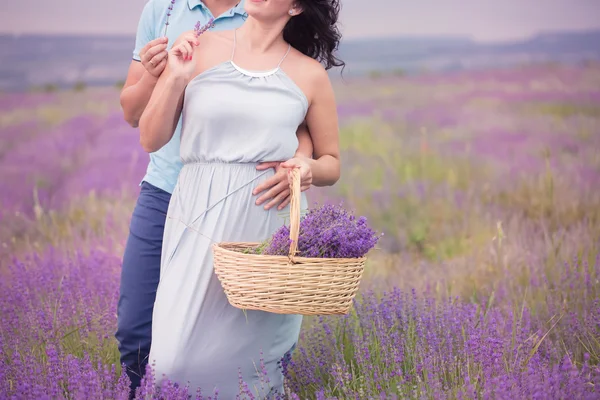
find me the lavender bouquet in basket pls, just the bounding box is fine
[256,204,381,259]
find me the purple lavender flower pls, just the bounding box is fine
[2,63,600,400]
[163,0,176,37]
[263,203,381,258]
[194,18,215,38]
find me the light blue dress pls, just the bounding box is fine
[148,32,308,398]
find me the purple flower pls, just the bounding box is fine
[164,0,176,36]
[263,203,381,258]
[194,18,215,38]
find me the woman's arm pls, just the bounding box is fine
[139,34,198,152]
[123,33,200,129]
[282,66,340,187]
[138,67,186,152]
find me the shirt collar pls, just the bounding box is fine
[187,0,247,17]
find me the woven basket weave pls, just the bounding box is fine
[212,168,366,315]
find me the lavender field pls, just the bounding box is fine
[1,64,599,399]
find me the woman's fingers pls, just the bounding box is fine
[287,171,311,190]
[172,45,187,59]
[181,33,200,47]
[171,47,182,58]
[172,42,193,60]
[179,42,194,59]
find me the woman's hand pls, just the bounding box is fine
[168,33,200,82]
[281,156,313,192]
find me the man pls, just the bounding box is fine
[117,0,313,394]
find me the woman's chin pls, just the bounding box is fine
[244,0,267,13]
[244,0,287,20]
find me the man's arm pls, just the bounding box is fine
[121,34,198,128]
[119,0,171,128]
[295,122,314,159]
[120,58,161,128]
[253,123,314,210]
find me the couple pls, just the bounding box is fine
[116,0,343,398]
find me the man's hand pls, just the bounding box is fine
[253,162,291,210]
[140,33,200,78]
[253,158,313,211]
[140,37,169,77]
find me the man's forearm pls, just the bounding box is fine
[295,124,314,159]
[120,71,159,128]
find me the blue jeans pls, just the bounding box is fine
[116,182,171,396]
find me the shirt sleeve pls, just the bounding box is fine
[132,0,157,62]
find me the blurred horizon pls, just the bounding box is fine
[2,28,600,92]
[2,0,600,42]
[2,0,600,93]
[2,26,600,44]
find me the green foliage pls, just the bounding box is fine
[393,68,405,77]
[528,103,600,118]
[73,81,87,92]
[369,70,382,80]
[43,83,59,93]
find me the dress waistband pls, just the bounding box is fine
[182,161,262,167]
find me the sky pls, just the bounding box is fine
[1,0,600,42]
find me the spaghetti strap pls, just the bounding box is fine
[230,29,237,61]
[277,44,292,68]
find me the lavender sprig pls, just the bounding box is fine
[194,18,215,38]
[163,0,176,37]
[262,204,382,259]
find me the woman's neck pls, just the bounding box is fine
[235,17,288,54]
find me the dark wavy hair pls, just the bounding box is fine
[283,0,344,71]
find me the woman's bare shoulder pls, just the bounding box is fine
[290,50,327,74]
[284,49,331,101]
[172,30,196,45]
[205,29,235,45]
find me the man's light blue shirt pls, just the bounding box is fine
[133,0,247,194]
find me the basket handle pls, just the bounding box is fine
[288,167,301,261]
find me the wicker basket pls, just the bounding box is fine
[212,168,366,315]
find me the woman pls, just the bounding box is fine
[139,0,342,397]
